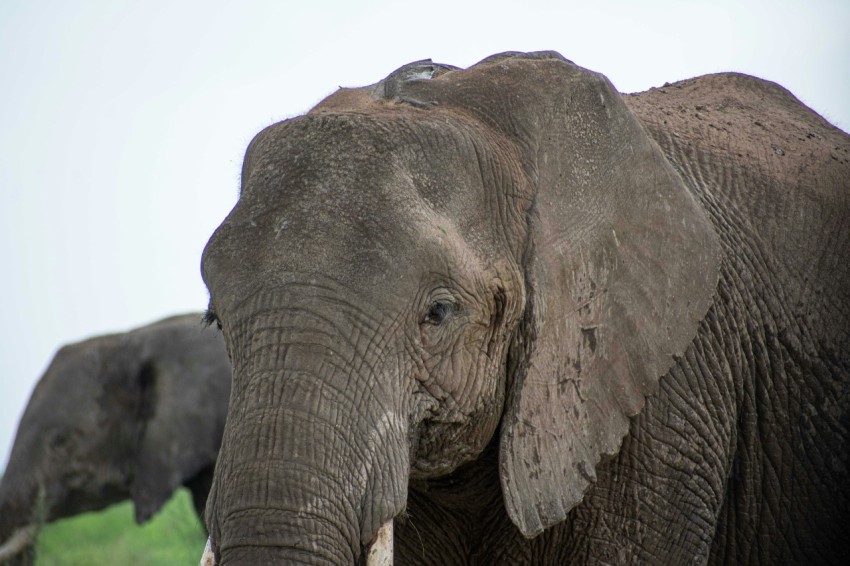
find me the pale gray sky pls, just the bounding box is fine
[1,0,848,467]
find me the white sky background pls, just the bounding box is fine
[1,0,848,468]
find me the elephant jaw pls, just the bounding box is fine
[0,524,39,562]
[198,521,395,566]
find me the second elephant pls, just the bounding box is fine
[0,313,231,564]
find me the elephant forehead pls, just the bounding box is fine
[24,342,111,430]
[203,113,512,296]
[242,112,497,217]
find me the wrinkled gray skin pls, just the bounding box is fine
[201,52,850,564]
[0,314,231,564]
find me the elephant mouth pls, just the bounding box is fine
[408,402,502,480]
[49,484,124,520]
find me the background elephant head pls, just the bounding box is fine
[0,313,231,564]
[201,52,849,564]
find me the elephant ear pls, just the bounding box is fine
[128,316,230,523]
[401,52,721,536]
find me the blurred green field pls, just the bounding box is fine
[34,489,206,565]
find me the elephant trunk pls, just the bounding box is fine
[0,469,43,564]
[0,525,38,564]
[206,313,409,565]
[201,521,394,566]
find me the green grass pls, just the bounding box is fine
[35,489,207,565]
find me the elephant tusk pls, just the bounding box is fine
[199,537,216,566]
[197,523,393,565]
[0,524,39,562]
[366,520,393,566]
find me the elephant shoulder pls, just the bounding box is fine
[624,73,850,184]
[626,73,850,351]
[624,72,850,258]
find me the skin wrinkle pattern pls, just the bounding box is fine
[197,51,848,565]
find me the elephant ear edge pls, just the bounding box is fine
[415,52,721,536]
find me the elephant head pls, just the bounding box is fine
[0,314,231,563]
[200,52,720,563]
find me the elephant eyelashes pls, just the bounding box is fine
[203,309,223,331]
[422,300,456,326]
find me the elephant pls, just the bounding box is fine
[0,313,231,564]
[198,51,850,564]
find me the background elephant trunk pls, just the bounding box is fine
[0,525,38,565]
[207,314,409,565]
[0,466,43,565]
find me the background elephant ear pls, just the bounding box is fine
[405,52,721,536]
[129,316,231,523]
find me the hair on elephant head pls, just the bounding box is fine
[200,51,850,564]
[0,314,231,564]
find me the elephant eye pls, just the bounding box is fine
[51,433,69,449]
[203,308,223,331]
[422,300,456,326]
[49,429,76,454]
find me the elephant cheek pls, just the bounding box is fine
[412,354,508,478]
